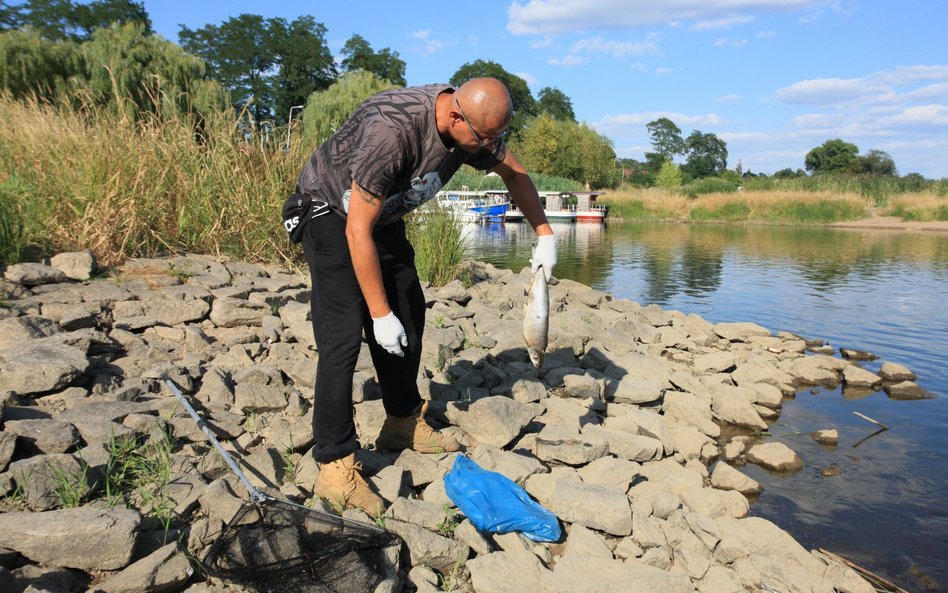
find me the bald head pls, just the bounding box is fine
[455,78,513,136]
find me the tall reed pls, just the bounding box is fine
[405,203,466,286]
[0,92,303,267]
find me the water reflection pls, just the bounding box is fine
[463,221,948,588]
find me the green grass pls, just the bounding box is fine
[765,199,865,223]
[0,175,29,265]
[689,201,751,221]
[406,202,466,286]
[890,201,948,221]
[442,167,582,193]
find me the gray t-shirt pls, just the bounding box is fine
[297,84,506,227]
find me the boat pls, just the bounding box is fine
[436,190,509,223]
[574,191,607,222]
[541,192,577,222]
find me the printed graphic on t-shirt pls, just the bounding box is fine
[341,172,443,225]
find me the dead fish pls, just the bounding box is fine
[523,266,549,368]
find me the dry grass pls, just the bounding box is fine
[888,193,948,221]
[0,93,303,267]
[600,189,868,223]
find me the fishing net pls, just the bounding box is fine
[204,497,401,593]
[163,378,401,593]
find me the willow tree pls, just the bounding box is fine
[300,70,396,148]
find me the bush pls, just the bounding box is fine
[682,176,740,198]
[405,203,465,286]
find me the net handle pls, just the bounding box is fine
[164,377,268,504]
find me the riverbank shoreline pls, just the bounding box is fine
[0,252,919,592]
[604,214,948,232]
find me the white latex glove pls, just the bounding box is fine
[530,234,557,281]
[372,311,408,357]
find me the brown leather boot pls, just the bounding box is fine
[376,401,461,454]
[313,452,384,515]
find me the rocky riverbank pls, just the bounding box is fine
[0,251,925,593]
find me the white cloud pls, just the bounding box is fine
[548,55,588,67]
[570,35,660,57]
[421,40,444,55]
[886,105,948,127]
[712,37,748,47]
[756,29,777,37]
[529,36,555,49]
[690,15,755,31]
[516,71,541,86]
[411,30,431,40]
[630,62,648,72]
[773,77,888,105]
[655,67,675,75]
[597,111,728,132]
[507,0,830,35]
[409,29,447,56]
[714,93,745,103]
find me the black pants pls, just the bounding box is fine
[301,212,425,463]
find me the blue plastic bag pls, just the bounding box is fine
[443,455,561,542]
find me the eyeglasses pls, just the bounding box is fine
[454,97,509,147]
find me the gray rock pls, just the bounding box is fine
[746,442,803,472]
[693,351,738,374]
[449,396,537,448]
[92,542,193,593]
[661,391,720,438]
[548,479,632,536]
[709,383,767,430]
[278,301,315,349]
[59,400,155,424]
[879,361,916,382]
[811,429,839,445]
[50,251,97,281]
[383,519,470,574]
[0,315,62,351]
[9,453,91,510]
[393,449,442,488]
[467,547,547,593]
[884,381,934,400]
[0,431,16,471]
[468,444,547,485]
[209,297,269,327]
[563,373,601,399]
[534,425,608,466]
[842,365,882,389]
[4,263,68,286]
[543,553,693,593]
[384,498,451,532]
[0,342,89,395]
[710,462,761,494]
[577,455,640,492]
[233,383,287,413]
[713,322,771,342]
[610,378,664,405]
[3,419,79,454]
[0,506,139,570]
[582,424,662,462]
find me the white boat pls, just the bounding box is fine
[436,190,509,223]
[574,191,608,222]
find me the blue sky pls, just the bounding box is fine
[143,0,948,178]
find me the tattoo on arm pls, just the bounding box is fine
[354,183,381,206]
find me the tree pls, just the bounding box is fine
[512,113,619,188]
[272,16,337,121]
[340,33,406,86]
[537,86,575,121]
[79,22,215,117]
[854,149,897,176]
[1,0,150,40]
[450,59,536,137]
[646,117,685,161]
[655,159,682,188]
[301,70,396,147]
[682,130,727,178]
[804,138,858,173]
[180,14,335,122]
[0,28,82,100]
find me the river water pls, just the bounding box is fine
[461,221,948,590]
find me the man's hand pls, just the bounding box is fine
[372,311,408,356]
[530,234,557,281]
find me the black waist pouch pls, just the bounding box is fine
[282,192,330,244]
